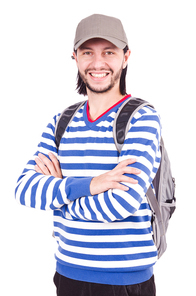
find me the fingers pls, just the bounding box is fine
[108,158,141,190]
[111,158,141,176]
[123,167,141,175]
[48,152,62,174]
[35,155,51,175]
[116,158,137,168]
[36,153,55,175]
[90,158,141,195]
[108,178,138,193]
[90,175,130,196]
[109,174,139,188]
[110,182,130,192]
[119,175,139,184]
[35,164,45,174]
[35,153,63,178]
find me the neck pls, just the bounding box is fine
[87,87,124,121]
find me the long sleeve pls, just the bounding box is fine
[65,106,161,222]
[16,100,161,285]
[15,115,92,211]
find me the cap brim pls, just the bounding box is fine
[74,35,127,50]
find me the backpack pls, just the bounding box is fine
[54,97,176,259]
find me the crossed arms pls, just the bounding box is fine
[15,108,161,222]
[35,152,141,195]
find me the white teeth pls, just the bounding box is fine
[90,73,108,78]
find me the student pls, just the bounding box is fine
[15,14,161,296]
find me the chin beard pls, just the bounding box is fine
[85,81,114,94]
[78,66,123,94]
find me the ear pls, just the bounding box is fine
[123,49,131,69]
[72,51,78,63]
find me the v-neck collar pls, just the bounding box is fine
[85,94,131,124]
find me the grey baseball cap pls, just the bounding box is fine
[74,14,129,50]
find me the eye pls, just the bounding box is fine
[83,51,92,56]
[105,51,114,56]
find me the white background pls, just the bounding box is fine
[0,0,195,295]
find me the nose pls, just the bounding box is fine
[91,53,106,69]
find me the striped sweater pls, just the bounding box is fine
[15,95,162,285]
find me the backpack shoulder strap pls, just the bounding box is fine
[113,97,154,153]
[55,100,86,149]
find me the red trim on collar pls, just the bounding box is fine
[87,94,131,123]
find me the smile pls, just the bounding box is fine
[90,73,109,78]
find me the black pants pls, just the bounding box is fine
[54,272,156,296]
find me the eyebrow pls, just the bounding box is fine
[104,46,117,50]
[79,46,93,51]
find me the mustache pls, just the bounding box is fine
[85,68,114,75]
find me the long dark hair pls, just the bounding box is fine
[74,46,129,96]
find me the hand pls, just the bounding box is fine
[90,158,141,196]
[35,153,63,179]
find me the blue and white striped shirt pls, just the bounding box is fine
[15,95,162,285]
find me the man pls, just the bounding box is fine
[15,14,161,296]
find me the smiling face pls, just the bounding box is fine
[73,38,130,95]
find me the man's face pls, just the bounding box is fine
[73,38,130,94]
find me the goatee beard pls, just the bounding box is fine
[78,66,123,94]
